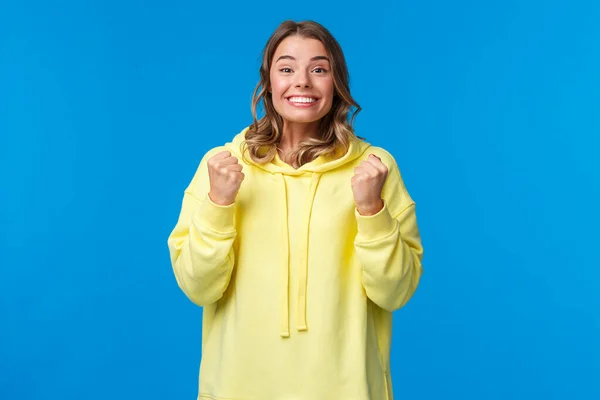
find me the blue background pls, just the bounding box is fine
[1,0,599,399]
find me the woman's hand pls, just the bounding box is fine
[351,154,388,216]
[207,151,245,206]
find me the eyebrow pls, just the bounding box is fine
[275,55,330,63]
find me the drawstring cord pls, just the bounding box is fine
[275,172,322,337]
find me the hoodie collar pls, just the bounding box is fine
[225,126,371,337]
[225,126,372,175]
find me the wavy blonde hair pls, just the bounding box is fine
[242,20,364,167]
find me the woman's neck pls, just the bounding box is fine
[278,121,319,153]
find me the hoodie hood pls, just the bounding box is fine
[224,126,372,337]
[224,126,372,175]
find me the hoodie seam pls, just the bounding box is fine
[192,221,237,239]
[354,223,397,245]
[184,190,203,202]
[391,202,416,220]
[186,192,237,237]
[353,202,414,245]
[180,191,236,237]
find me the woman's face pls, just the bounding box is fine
[269,35,335,127]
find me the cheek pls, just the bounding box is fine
[319,79,335,99]
[269,79,287,113]
[269,75,286,95]
[327,80,335,97]
[320,80,335,109]
[270,80,286,103]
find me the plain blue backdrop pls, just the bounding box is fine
[1,0,599,399]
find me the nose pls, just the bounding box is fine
[293,70,312,88]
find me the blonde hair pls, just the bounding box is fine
[243,20,363,167]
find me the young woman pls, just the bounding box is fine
[167,19,424,400]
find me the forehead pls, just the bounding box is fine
[273,36,328,60]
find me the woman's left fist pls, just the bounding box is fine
[351,154,388,216]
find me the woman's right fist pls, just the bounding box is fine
[207,151,245,206]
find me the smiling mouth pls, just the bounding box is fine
[286,97,320,107]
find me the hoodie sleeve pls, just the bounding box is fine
[167,148,237,306]
[353,152,424,312]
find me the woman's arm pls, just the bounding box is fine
[354,153,424,312]
[167,149,237,306]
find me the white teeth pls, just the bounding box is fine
[288,97,317,103]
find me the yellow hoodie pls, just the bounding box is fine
[167,126,424,400]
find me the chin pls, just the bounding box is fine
[282,109,330,124]
[286,115,321,123]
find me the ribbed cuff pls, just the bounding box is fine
[355,200,396,242]
[191,193,236,233]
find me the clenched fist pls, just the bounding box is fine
[207,151,245,206]
[351,154,388,216]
